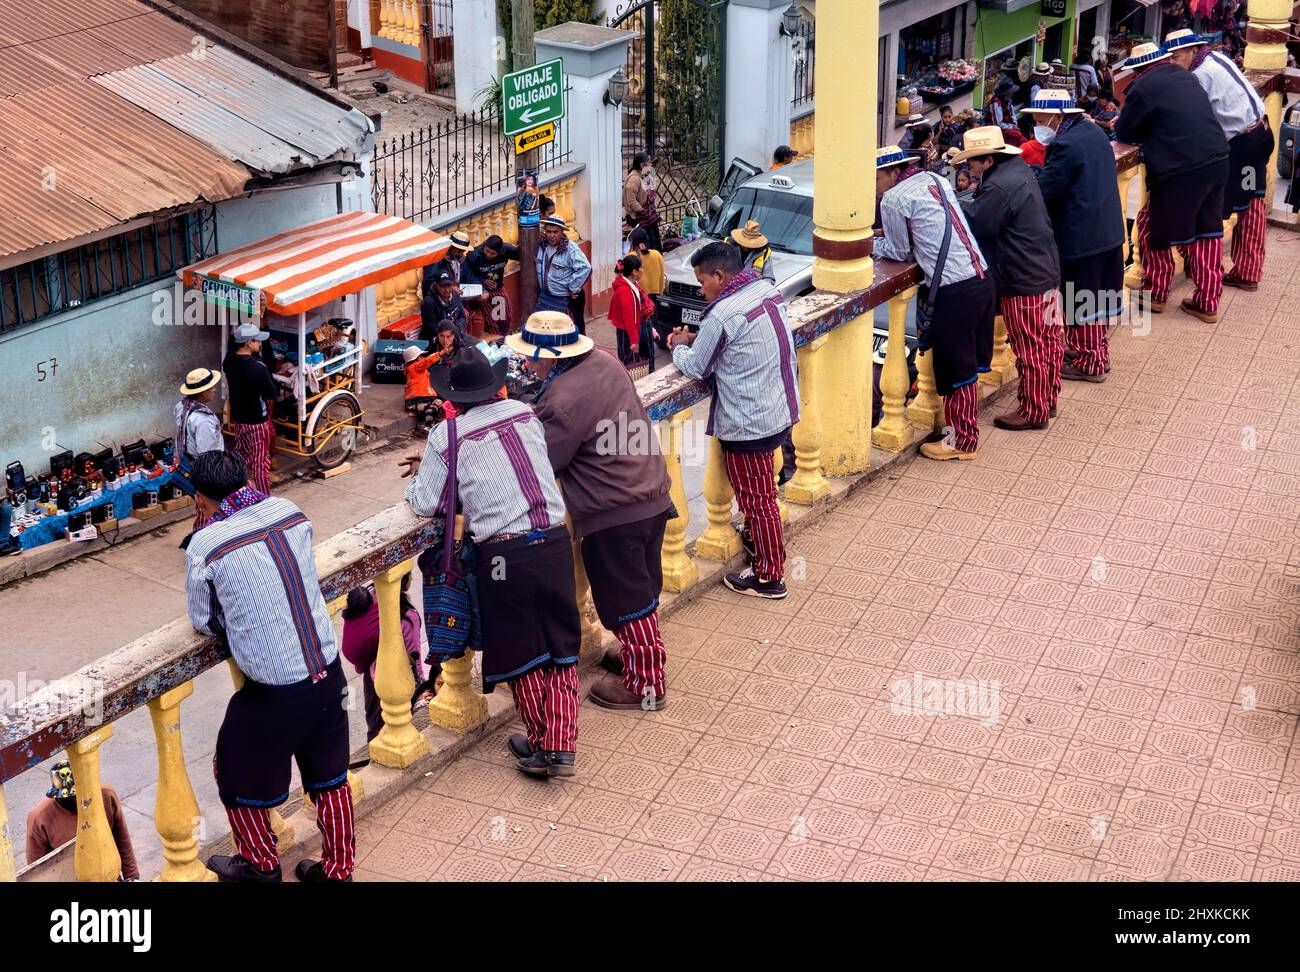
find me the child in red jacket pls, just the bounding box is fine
[608,254,656,371]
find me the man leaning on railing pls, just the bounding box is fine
[184,450,356,883]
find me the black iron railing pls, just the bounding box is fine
[792,14,815,110]
[370,86,573,223]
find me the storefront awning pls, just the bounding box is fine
[180,212,450,315]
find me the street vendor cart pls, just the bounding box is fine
[180,212,450,469]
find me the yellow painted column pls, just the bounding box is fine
[371,559,438,758]
[66,728,122,882]
[786,336,830,504]
[1124,164,1148,290]
[225,661,295,848]
[981,314,1017,387]
[693,436,742,561]
[659,408,699,592]
[872,288,917,452]
[0,786,15,881]
[906,349,943,432]
[810,0,879,475]
[1244,0,1292,72]
[147,683,215,882]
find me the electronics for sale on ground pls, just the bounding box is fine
[133,489,162,520]
[49,450,74,478]
[5,461,24,492]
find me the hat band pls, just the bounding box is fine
[877,150,908,168]
[519,324,581,360]
[1031,98,1075,110]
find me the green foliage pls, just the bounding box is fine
[656,0,720,163]
[497,0,597,73]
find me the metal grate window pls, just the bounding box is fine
[791,14,815,110]
[0,207,218,334]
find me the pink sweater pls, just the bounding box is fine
[340,597,426,682]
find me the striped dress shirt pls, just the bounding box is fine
[672,275,801,442]
[185,497,337,686]
[875,171,987,288]
[405,398,567,543]
[1194,51,1265,140]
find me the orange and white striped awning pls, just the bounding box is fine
[180,211,450,315]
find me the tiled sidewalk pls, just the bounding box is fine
[354,229,1300,881]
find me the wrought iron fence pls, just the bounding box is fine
[370,86,573,223]
[791,13,815,110]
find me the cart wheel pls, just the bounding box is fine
[307,391,362,470]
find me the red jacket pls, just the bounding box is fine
[1020,140,1046,167]
[608,274,654,342]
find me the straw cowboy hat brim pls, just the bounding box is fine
[730,220,769,249]
[180,367,222,395]
[504,311,596,361]
[950,126,1024,164]
[876,146,922,170]
[1023,89,1086,115]
[1122,43,1172,69]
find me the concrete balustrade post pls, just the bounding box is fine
[65,728,121,882]
[773,449,789,525]
[785,335,829,504]
[147,683,215,882]
[371,559,437,758]
[1124,164,1148,290]
[0,786,15,881]
[906,349,944,432]
[981,314,1017,387]
[872,288,917,451]
[1244,0,1289,203]
[569,521,605,659]
[659,408,699,592]
[694,436,742,561]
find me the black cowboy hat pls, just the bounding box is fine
[430,347,508,403]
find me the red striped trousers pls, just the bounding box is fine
[944,382,980,453]
[226,780,355,879]
[510,663,580,752]
[1000,291,1063,424]
[1229,196,1267,283]
[1136,204,1223,312]
[724,448,785,581]
[617,612,666,697]
[232,419,275,494]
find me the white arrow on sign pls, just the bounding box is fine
[519,106,551,124]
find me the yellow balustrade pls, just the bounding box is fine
[818,315,875,474]
[791,114,816,157]
[659,408,699,591]
[1116,165,1137,270]
[65,727,122,882]
[1,786,15,881]
[872,287,917,452]
[1124,163,1147,290]
[693,436,742,561]
[403,0,418,47]
[906,349,944,432]
[773,449,788,525]
[981,314,1017,387]
[147,683,214,882]
[785,335,830,504]
[1245,1,1288,236]
[370,559,435,763]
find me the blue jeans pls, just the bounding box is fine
[1,500,14,548]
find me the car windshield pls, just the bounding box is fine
[710,188,814,256]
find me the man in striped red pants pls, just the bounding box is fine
[520,311,675,710]
[957,127,1062,430]
[222,322,279,494]
[672,243,800,599]
[1115,41,1229,324]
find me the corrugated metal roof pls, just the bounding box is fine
[0,79,249,259]
[93,47,373,176]
[0,0,373,263]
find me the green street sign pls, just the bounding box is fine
[501,58,565,137]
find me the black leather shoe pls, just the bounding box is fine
[207,854,282,883]
[507,733,534,760]
[517,750,577,778]
[295,859,351,882]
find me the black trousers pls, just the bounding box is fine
[580,510,669,631]
[567,289,586,335]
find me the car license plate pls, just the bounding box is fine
[680,308,701,326]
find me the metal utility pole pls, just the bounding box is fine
[512,0,539,318]
[327,0,339,89]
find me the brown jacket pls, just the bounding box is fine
[26,786,140,880]
[532,349,671,536]
[623,170,647,219]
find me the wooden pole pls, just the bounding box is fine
[512,0,539,319]
[327,0,339,89]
